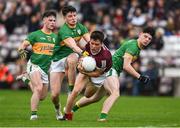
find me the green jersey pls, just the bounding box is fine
[26,30,57,74]
[52,22,88,61]
[112,39,141,75]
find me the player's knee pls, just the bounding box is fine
[84,93,92,98]
[111,90,120,99]
[84,91,95,98]
[35,86,43,94]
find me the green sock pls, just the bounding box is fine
[72,105,80,112]
[68,85,74,92]
[31,111,37,115]
[55,104,59,110]
[99,113,107,119]
[22,77,30,85]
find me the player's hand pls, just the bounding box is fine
[138,75,150,84]
[18,49,28,59]
[77,61,84,72]
[82,50,89,57]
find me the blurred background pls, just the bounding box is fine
[0,0,180,97]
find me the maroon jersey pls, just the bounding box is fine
[85,43,112,72]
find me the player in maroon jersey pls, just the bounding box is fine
[63,31,112,120]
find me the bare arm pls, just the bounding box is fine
[82,33,90,43]
[123,53,140,79]
[18,40,30,50]
[64,37,83,55]
[77,61,104,77]
[81,68,104,77]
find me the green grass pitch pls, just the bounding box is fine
[0,90,180,127]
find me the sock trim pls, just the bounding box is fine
[99,113,108,119]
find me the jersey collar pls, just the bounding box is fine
[41,29,52,35]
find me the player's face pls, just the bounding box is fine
[44,16,56,30]
[65,12,77,26]
[90,39,102,54]
[139,33,152,46]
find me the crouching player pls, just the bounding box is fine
[71,27,154,121]
[63,31,112,120]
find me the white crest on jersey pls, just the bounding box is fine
[77,29,81,35]
[46,36,51,41]
[52,38,55,43]
[101,60,106,68]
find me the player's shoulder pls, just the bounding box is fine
[101,45,112,58]
[58,23,71,34]
[126,39,137,45]
[102,45,111,52]
[122,39,137,49]
[76,22,85,27]
[59,23,68,31]
[76,22,87,30]
[27,30,42,39]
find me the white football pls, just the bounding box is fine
[82,56,96,72]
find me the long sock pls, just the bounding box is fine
[68,84,74,92]
[31,111,37,115]
[22,77,30,85]
[99,113,107,119]
[55,104,59,110]
[72,105,80,112]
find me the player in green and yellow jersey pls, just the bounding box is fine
[50,5,90,120]
[18,10,57,120]
[71,27,155,122]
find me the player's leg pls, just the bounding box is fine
[66,53,79,92]
[84,81,98,98]
[39,70,49,101]
[73,74,107,112]
[39,83,48,100]
[64,73,89,120]
[72,86,106,112]
[29,70,44,120]
[50,58,66,120]
[98,75,120,121]
[50,72,65,120]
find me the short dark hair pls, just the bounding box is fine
[62,5,77,16]
[143,27,155,37]
[90,31,104,43]
[42,10,57,19]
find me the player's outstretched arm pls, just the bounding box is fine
[123,53,140,79]
[123,53,150,84]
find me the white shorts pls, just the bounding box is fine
[50,57,67,73]
[90,73,107,88]
[26,60,49,84]
[106,68,119,77]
